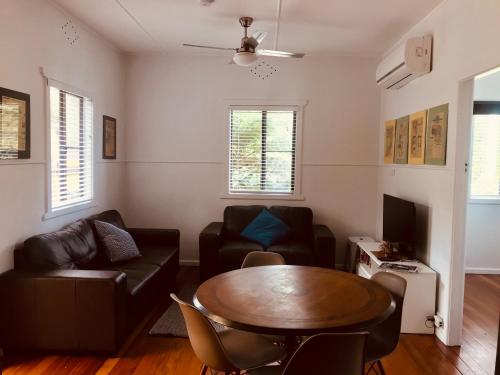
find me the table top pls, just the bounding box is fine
[194,265,395,335]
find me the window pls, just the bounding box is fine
[228,106,299,195]
[48,83,93,214]
[469,101,500,200]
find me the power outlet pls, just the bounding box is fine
[433,314,444,328]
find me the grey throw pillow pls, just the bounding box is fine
[94,220,141,263]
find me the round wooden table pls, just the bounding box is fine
[194,265,395,336]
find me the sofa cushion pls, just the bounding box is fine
[137,245,179,268]
[218,240,265,272]
[22,220,98,270]
[94,221,141,263]
[267,241,314,265]
[87,210,126,230]
[269,206,313,241]
[104,262,161,296]
[241,209,290,247]
[223,205,266,240]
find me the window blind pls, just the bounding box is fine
[470,102,500,198]
[49,86,93,210]
[229,108,297,194]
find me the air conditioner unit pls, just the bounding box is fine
[376,35,433,89]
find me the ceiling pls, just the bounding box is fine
[53,0,443,57]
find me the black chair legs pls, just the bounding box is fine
[366,360,386,375]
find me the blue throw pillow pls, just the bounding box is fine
[241,209,290,247]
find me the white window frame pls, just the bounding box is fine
[44,78,96,220]
[222,99,305,201]
[468,102,500,205]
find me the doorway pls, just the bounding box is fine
[451,66,500,375]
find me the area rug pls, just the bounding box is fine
[149,283,225,337]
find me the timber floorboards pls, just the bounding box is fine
[2,268,498,375]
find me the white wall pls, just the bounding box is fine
[124,54,380,265]
[0,0,127,272]
[377,0,500,344]
[464,70,500,274]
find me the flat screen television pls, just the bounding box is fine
[383,194,417,258]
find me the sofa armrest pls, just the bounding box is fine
[312,224,336,268]
[0,269,127,353]
[127,228,180,248]
[199,222,224,281]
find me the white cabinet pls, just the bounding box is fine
[354,240,437,334]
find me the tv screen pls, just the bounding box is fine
[383,194,416,255]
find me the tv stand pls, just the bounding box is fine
[355,240,437,334]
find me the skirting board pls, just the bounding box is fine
[180,259,200,266]
[465,267,500,275]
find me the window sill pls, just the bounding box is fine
[220,193,305,201]
[43,202,96,221]
[468,197,500,205]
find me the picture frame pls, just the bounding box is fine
[425,104,448,165]
[408,110,427,165]
[394,116,409,164]
[102,115,116,159]
[384,120,396,164]
[0,87,30,159]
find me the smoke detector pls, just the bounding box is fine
[200,0,214,6]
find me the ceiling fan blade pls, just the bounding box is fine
[257,49,305,58]
[183,43,237,51]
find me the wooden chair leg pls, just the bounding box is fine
[376,360,386,375]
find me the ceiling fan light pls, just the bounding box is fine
[233,52,258,66]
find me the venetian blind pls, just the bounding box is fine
[49,85,93,210]
[229,108,297,194]
[470,101,500,198]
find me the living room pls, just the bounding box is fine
[0,0,499,374]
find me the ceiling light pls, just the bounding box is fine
[233,52,258,66]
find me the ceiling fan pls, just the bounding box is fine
[183,17,305,66]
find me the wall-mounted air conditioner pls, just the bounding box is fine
[376,35,433,89]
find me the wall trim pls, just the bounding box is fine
[464,267,500,275]
[125,160,378,167]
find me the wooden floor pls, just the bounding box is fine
[2,269,498,375]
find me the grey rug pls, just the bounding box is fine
[149,283,226,337]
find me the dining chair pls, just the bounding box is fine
[241,251,287,345]
[241,251,286,268]
[170,293,286,375]
[365,272,407,375]
[249,332,369,375]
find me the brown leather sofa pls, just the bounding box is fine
[0,210,179,353]
[199,205,336,281]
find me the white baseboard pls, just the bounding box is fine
[465,267,500,274]
[180,259,200,266]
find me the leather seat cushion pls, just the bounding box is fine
[218,240,265,272]
[103,262,161,296]
[267,241,314,265]
[136,245,178,268]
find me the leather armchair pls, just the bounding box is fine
[199,206,336,281]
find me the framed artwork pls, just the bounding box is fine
[394,116,409,164]
[408,110,427,165]
[0,87,30,159]
[102,115,116,159]
[425,104,448,165]
[384,120,396,164]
